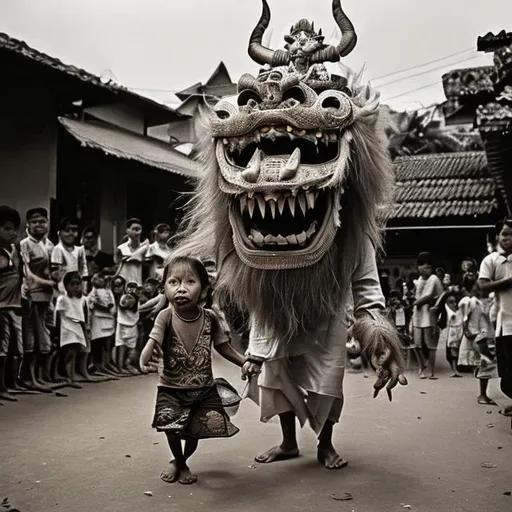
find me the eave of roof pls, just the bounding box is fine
[59,117,201,179]
[386,151,498,220]
[0,32,184,120]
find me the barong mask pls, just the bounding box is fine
[205,0,382,271]
[178,0,394,340]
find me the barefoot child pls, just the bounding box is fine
[54,271,89,389]
[458,273,496,405]
[139,256,254,485]
[115,282,140,374]
[437,291,463,377]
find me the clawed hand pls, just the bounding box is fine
[371,347,408,402]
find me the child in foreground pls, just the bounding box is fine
[139,256,258,485]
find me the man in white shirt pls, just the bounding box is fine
[479,219,512,417]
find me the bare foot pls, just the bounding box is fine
[178,467,197,485]
[419,372,428,379]
[0,390,18,402]
[498,405,512,417]
[428,375,438,380]
[450,373,463,378]
[477,395,497,405]
[160,460,179,483]
[255,445,300,464]
[317,446,348,469]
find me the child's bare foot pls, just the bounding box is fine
[477,395,497,405]
[317,446,348,470]
[498,405,512,417]
[419,372,428,379]
[0,390,18,402]
[450,373,463,378]
[178,467,197,485]
[428,375,438,380]
[255,445,300,463]
[160,460,179,483]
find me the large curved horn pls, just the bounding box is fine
[248,0,290,66]
[248,0,276,65]
[311,0,357,63]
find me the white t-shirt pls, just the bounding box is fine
[51,242,88,292]
[413,274,443,328]
[479,250,512,336]
[55,295,87,348]
[116,241,149,286]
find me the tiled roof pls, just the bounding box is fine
[59,117,201,179]
[0,32,180,116]
[385,152,498,219]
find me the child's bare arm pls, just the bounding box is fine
[478,277,512,296]
[140,338,158,371]
[215,342,247,368]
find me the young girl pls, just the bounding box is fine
[88,273,117,376]
[458,274,497,405]
[437,291,463,377]
[115,281,140,374]
[54,271,89,388]
[140,256,256,485]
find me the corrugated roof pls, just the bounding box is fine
[386,152,498,219]
[59,117,201,179]
[0,32,180,116]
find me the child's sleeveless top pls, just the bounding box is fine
[160,309,214,389]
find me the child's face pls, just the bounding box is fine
[92,275,105,288]
[27,214,48,239]
[126,223,142,242]
[82,230,97,250]
[144,283,156,297]
[112,280,124,294]
[446,296,457,312]
[156,229,171,244]
[418,263,433,278]
[66,277,82,297]
[126,284,139,296]
[0,221,18,246]
[390,297,401,309]
[498,224,512,254]
[60,224,79,246]
[165,263,204,308]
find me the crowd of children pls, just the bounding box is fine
[0,205,175,402]
[381,221,512,416]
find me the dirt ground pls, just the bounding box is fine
[1,354,511,512]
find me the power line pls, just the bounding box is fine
[369,47,475,82]
[382,80,443,102]
[377,53,488,88]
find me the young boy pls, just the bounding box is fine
[146,223,173,281]
[479,219,512,417]
[116,218,148,286]
[0,206,24,401]
[20,208,56,389]
[51,217,88,292]
[411,252,444,379]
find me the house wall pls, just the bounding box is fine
[0,86,57,222]
[84,102,145,135]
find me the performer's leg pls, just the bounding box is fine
[255,411,300,463]
[317,400,348,470]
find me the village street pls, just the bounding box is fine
[1,353,511,512]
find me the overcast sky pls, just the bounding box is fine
[0,0,509,110]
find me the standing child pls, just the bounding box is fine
[115,281,140,374]
[51,217,88,292]
[0,206,24,401]
[115,218,148,287]
[458,273,496,405]
[146,223,173,281]
[411,252,444,379]
[54,271,89,389]
[479,219,512,417]
[437,291,463,377]
[139,256,256,485]
[87,272,117,376]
